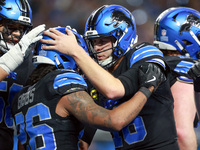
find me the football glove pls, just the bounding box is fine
[139,63,166,90]
[0,24,45,74]
[138,63,166,98]
[188,61,200,92]
[188,61,200,80]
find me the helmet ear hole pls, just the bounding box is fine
[116,30,123,37]
[182,40,192,46]
[60,55,70,62]
[117,49,123,56]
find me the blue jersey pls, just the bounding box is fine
[164,55,197,86]
[86,42,179,150]
[11,69,87,150]
[0,53,34,150]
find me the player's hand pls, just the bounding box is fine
[0,24,45,74]
[19,24,45,56]
[41,27,80,56]
[188,61,200,92]
[139,63,166,90]
[188,61,200,80]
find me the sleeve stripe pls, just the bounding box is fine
[53,72,87,89]
[130,46,163,67]
[174,61,195,74]
[146,58,166,70]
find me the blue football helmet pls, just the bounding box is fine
[154,7,200,59]
[84,4,138,68]
[33,27,88,70]
[0,0,32,53]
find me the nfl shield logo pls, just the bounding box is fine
[161,29,167,36]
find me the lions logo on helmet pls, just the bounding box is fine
[154,7,200,59]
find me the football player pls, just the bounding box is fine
[41,5,180,150]
[154,7,200,150]
[11,27,164,149]
[0,0,45,149]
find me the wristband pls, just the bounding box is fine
[0,44,23,74]
[139,87,152,99]
[194,77,200,92]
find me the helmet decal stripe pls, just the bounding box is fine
[19,0,30,17]
[87,5,106,30]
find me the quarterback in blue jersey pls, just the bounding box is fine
[11,27,164,150]
[154,7,200,150]
[41,5,180,150]
[0,0,45,149]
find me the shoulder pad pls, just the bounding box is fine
[146,58,166,70]
[130,43,164,68]
[53,72,87,91]
[130,44,163,66]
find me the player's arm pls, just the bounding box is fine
[60,89,149,131]
[41,28,125,99]
[0,24,45,81]
[58,63,163,131]
[188,61,200,119]
[0,67,8,81]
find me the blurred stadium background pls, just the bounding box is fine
[16,0,200,149]
[29,0,200,44]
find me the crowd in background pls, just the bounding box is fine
[29,0,200,44]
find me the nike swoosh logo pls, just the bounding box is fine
[145,76,156,83]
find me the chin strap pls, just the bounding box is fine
[98,56,113,67]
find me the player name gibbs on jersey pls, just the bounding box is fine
[18,88,35,109]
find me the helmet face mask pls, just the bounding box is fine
[84,5,138,68]
[154,7,200,59]
[0,0,32,53]
[84,34,117,67]
[33,27,88,70]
